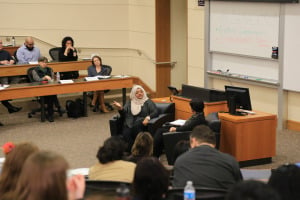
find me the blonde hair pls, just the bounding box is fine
[131,132,153,156]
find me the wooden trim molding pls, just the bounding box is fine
[156,0,171,97]
[286,120,300,132]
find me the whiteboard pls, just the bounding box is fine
[283,4,300,91]
[210,1,280,58]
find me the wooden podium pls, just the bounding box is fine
[171,96,228,119]
[218,111,277,167]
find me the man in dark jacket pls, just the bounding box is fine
[153,99,207,157]
[173,125,242,189]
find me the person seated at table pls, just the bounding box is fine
[58,36,79,80]
[87,55,110,113]
[89,136,136,183]
[32,56,63,122]
[126,132,153,163]
[13,151,85,200]
[16,37,41,64]
[112,85,158,151]
[153,99,207,158]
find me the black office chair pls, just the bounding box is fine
[109,102,175,136]
[88,65,114,111]
[27,67,64,119]
[84,180,131,199]
[166,187,227,200]
[49,47,61,62]
[163,112,221,165]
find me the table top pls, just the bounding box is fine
[218,110,277,123]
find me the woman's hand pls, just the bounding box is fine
[142,116,150,126]
[169,127,177,132]
[67,174,85,200]
[112,101,123,110]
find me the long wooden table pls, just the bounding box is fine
[0,60,91,77]
[219,111,277,167]
[0,76,138,121]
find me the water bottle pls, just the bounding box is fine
[12,36,16,46]
[116,183,130,200]
[184,181,195,200]
[56,72,60,82]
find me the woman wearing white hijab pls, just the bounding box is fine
[113,85,158,151]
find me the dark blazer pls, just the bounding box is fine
[119,99,158,128]
[176,112,207,132]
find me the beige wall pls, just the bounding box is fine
[0,0,156,90]
[187,1,205,87]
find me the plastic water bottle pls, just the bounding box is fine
[116,184,130,200]
[184,181,195,200]
[12,36,16,46]
[56,72,60,82]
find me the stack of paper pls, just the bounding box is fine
[59,80,74,84]
[0,84,9,90]
[97,75,111,79]
[84,77,99,81]
[169,119,186,126]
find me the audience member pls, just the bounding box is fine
[0,142,39,199]
[172,140,190,164]
[226,180,280,200]
[127,132,153,163]
[0,39,22,114]
[153,99,207,157]
[13,150,85,200]
[89,136,136,183]
[173,125,242,189]
[16,36,41,64]
[32,56,63,122]
[87,55,110,113]
[268,163,300,200]
[58,36,79,79]
[133,157,169,200]
[113,85,158,151]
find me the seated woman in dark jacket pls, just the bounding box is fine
[32,56,62,122]
[113,85,158,151]
[153,99,207,157]
[58,36,79,80]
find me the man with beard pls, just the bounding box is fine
[16,37,41,64]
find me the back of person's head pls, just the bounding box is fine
[172,140,190,163]
[189,99,204,113]
[131,132,153,157]
[226,180,280,200]
[0,142,39,197]
[133,157,169,200]
[61,36,74,47]
[268,164,300,200]
[97,136,126,164]
[15,151,69,200]
[190,125,216,146]
[38,56,48,63]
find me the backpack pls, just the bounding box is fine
[66,98,84,118]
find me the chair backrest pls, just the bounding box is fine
[163,131,191,165]
[155,102,175,115]
[102,64,112,75]
[85,180,131,199]
[27,67,37,83]
[166,187,227,200]
[49,47,61,61]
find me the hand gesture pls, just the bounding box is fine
[169,127,177,132]
[112,101,123,110]
[67,174,85,200]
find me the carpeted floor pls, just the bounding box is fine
[1,96,300,170]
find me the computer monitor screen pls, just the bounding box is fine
[225,85,252,115]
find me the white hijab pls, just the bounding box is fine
[130,85,149,115]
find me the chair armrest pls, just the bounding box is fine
[163,131,191,165]
[147,113,175,136]
[109,114,123,136]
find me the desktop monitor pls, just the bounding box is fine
[225,85,252,115]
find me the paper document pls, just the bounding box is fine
[0,84,9,90]
[169,119,186,126]
[28,61,38,64]
[114,75,130,78]
[68,168,89,177]
[97,75,111,79]
[84,77,99,81]
[59,80,74,84]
